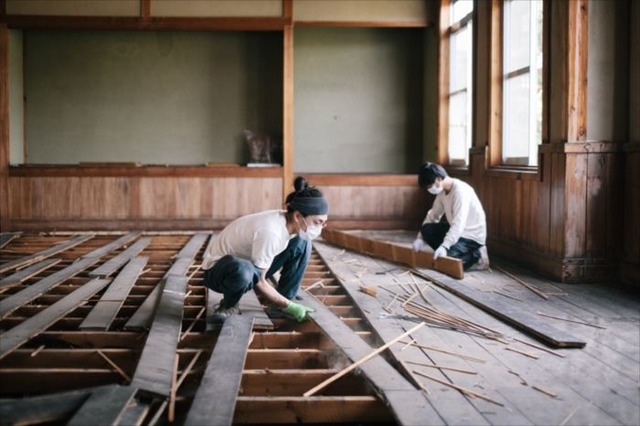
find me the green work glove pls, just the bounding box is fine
[284,301,315,322]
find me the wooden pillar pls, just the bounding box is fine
[0,23,10,232]
[282,0,294,199]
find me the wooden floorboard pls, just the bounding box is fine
[82,231,142,259]
[0,387,92,425]
[67,384,137,426]
[89,237,152,278]
[206,289,274,332]
[176,232,209,259]
[0,258,61,291]
[0,232,21,250]
[185,314,254,426]
[0,234,93,274]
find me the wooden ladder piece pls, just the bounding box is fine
[184,314,255,426]
[0,234,93,274]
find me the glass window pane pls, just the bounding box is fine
[449,91,469,164]
[505,0,531,72]
[450,25,471,93]
[503,73,530,164]
[451,0,473,23]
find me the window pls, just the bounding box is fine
[502,0,543,166]
[446,0,474,166]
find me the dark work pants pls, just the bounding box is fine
[420,223,482,270]
[203,236,311,307]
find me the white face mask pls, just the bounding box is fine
[428,183,443,195]
[299,216,322,241]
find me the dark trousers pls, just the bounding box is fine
[420,223,482,270]
[203,236,311,307]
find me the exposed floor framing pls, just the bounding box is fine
[0,231,638,425]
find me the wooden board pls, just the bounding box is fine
[297,292,444,426]
[0,258,61,290]
[89,237,152,277]
[411,268,586,348]
[321,228,464,279]
[0,278,111,360]
[206,288,274,332]
[0,232,21,249]
[80,256,149,331]
[131,275,187,396]
[82,231,142,258]
[124,257,193,330]
[0,388,92,425]
[0,256,102,319]
[184,314,255,426]
[0,234,93,274]
[176,232,209,258]
[67,385,137,426]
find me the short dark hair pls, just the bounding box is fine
[418,162,448,188]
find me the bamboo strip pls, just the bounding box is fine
[303,322,426,397]
[404,360,477,375]
[493,265,549,300]
[560,406,579,425]
[97,350,131,382]
[30,345,45,357]
[412,370,503,406]
[180,307,206,341]
[168,354,179,422]
[532,385,557,398]
[505,346,540,359]
[536,311,607,329]
[398,340,486,363]
[513,337,566,358]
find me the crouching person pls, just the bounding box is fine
[202,176,329,323]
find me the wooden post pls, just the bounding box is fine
[282,15,294,200]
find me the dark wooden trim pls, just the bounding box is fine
[304,174,416,186]
[283,0,293,20]
[8,219,234,232]
[9,165,283,178]
[539,141,622,154]
[282,24,294,199]
[0,25,9,232]
[140,0,150,21]
[294,20,428,28]
[623,141,640,152]
[6,15,288,31]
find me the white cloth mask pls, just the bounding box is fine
[428,184,443,195]
[299,217,322,241]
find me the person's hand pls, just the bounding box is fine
[284,302,315,322]
[433,246,447,260]
[412,238,426,252]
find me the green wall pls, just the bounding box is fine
[293,27,424,173]
[24,30,282,165]
[9,30,24,164]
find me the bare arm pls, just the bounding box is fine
[253,269,290,307]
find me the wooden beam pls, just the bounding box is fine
[0,234,93,274]
[0,388,92,425]
[131,275,187,396]
[565,0,589,142]
[184,314,255,426]
[67,385,137,426]
[89,237,151,277]
[80,256,149,331]
[0,277,111,360]
[297,292,444,425]
[0,258,61,290]
[411,269,586,348]
[0,256,102,319]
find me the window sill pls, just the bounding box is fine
[485,165,539,180]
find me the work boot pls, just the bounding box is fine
[210,301,240,323]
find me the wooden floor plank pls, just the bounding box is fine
[131,275,187,396]
[176,232,209,259]
[124,257,193,331]
[0,234,93,274]
[0,387,92,425]
[185,314,255,426]
[67,385,137,426]
[82,231,142,259]
[0,232,21,250]
[206,289,274,332]
[80,257,149,331]
[0,278,111,361]
[297,291,445,426]
[0,257,102,320]
[0,258,61,290]
[89,237,152,278]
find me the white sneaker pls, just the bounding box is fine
[468,246,490,271]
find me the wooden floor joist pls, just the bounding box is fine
[322,228,464,279]
[185,314,255,426]
[298,292,444,426]
[67,384,138,426]
[131,275,187,396]
[0,258,62,290]
[0,278,111,361]
[89,237,152,278]
[80,256,149,331]
[0,234,93,274]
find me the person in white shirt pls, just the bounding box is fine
[202,176,329,322]
[412,162,490,271]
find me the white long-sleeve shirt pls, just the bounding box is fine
[421,178,487,248]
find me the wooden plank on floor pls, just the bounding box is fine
[206,289,273,332]
[89,237,152,278]
[0,258,61,290]
[297,292,445,426]
[176,232,209,259]
[411,268,586,348]
[80,257,149,331]
[0,277,111,361]
[0,256,102,320]
[67,385,137,426]
[82,231,142,259]
[124,258,193,331]
[0,234,93,274]
[131,275,187,396]
[0,387,92,425]
[0,232,21,249]
[184,314,255,426]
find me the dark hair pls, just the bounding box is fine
[286,176,328,216]
[418,162,448,188]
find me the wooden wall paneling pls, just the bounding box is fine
[0,25,9,232]
[550,152,566,258]
[622,147,640,285]
[536,151,552,253]
[564,152,587,258]
[585,153,608,259]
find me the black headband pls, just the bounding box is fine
[288,197,329,216]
